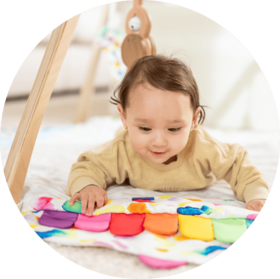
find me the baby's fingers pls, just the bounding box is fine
[87,195,96,216]
[69,193,80,206]
[96,195,105,208]
[81,194,89,215]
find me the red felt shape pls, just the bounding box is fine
[109,213,145,236]
[134,199,153,203]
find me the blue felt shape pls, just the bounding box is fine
[36,229,68,239]
[177,206,203,215]
[132,197,155,201]
[195,245,226,256]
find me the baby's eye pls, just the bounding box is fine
[169,128,181,132]
[139,127,181,132]
[139,127,151,132]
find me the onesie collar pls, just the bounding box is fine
[139,146,186,171]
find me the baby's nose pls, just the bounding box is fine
[152,132,167,147]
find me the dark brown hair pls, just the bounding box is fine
[110,54,206,124]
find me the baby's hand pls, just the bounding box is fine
[246,199,266,212]
[69,185,108,216]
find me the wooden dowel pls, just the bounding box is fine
[73,5,109,123]
[4,15,80,205]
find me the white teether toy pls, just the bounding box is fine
[128,16,141,31]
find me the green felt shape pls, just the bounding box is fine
[212,218,247,243]
[62,200,82,213]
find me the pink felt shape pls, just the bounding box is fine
[138,255,187,269]
[32,197,54,211]
[74,213,111,232]
[246,214,258,220]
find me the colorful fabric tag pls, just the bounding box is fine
[25,196,257,269]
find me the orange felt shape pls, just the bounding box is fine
[127,203,151,213]
[109,213,145,236]
[144,213,178,236]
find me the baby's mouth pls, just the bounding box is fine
[151,151,166,155]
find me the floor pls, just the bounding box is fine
[1,92,118,129]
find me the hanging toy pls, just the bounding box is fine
[121,0,156,70]
[95,25,127,82]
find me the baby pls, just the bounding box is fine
[67,55,269,216]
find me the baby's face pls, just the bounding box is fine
[118,84,200,165]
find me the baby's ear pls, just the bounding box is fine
[117,103,122,112]
[191,107,201,130]
[192,106,202,128]
[117,104,125,116]
[117,104,127,124]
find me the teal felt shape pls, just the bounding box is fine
[201,205,214,215]
[246,219,254,229]
[212,218,247,243]
[62,200,82,213]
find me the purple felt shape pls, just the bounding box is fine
[38,210,78,229]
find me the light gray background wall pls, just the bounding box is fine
[7,1,279,131]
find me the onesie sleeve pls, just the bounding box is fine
[209,141,270,203]
[66,138,129,196]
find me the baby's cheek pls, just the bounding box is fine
[173,134,189,149]
[132,132,147,144]
[130,135,148,151]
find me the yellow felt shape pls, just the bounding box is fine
[178,215,214,241]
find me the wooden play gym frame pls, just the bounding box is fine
[4,0,156,207]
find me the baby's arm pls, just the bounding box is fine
[69,185,108,216]
[246,199,266,211]
[209,142,269,211]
